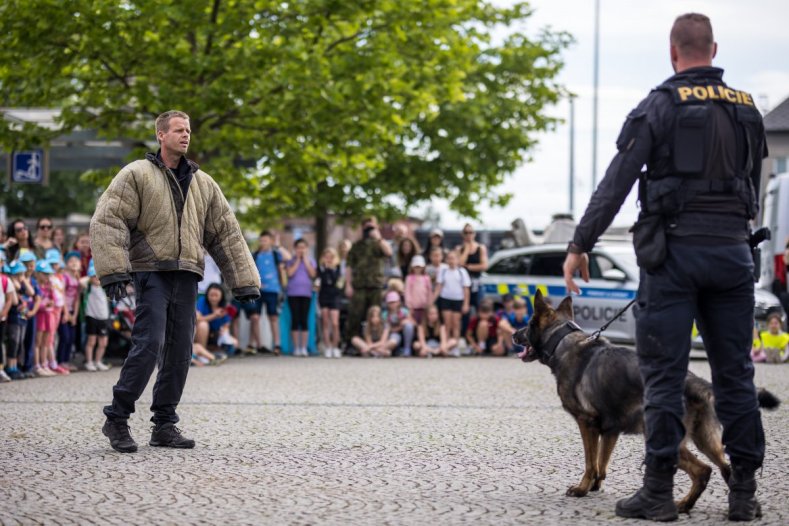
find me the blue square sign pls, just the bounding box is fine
[11,150,46,184]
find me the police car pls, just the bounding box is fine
[481,242,785,345]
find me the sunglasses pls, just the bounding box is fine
[39,224,53,230]
[463,231,474,235]
[14,226,27,232]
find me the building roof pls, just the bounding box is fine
[764,96,789,133]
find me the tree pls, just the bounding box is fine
[0,0,570,250]
[0,171,104,218]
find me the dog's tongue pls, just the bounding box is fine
[517,346,532,361]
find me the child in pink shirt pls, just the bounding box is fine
[405,255,432,325]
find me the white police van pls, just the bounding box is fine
[482,242,784,344]
[482,243,638,343]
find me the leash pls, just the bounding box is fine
[582,298,637,344]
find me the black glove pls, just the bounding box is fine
[104,281,130,302]
[236,293,260,304]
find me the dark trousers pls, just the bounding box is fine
[57,321,77,364]
[345,287,382,343]
[22,316,36,371]
[104,271,198,425]
[635,238,765,470]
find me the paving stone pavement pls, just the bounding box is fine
[0,356,786,525]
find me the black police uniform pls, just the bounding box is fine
[571,66,767,472]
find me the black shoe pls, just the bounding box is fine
[102,420,138,453]
[7,369,25,381]
[149,423,195,449]
[258,346,272,354]
[616,466,678,522]
[728,464,762,521]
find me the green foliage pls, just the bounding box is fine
[0,0,570,225]
[0,170,104,218]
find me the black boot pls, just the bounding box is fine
[102,419,138,453]
[616,466,678,521]
[728,464,761,521]
[149,422,195,449]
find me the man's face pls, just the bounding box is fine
[158,117,191,156]
[259,235,272,251]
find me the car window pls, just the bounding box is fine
[528,253,565,277]
[590,254,625,280]
[488,254,532,275]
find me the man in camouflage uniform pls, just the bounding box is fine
[344,217,392,346]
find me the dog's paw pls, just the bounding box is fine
[566,485,589,497]
[676,498,692,514]
[590,479,603,491]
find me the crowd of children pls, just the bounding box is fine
[0,218,119,382]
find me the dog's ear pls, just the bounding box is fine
[556,296,574,320]
[532,289,549,316]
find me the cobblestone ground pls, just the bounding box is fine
[0,356,786,525]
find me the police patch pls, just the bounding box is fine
[673,84,754,106]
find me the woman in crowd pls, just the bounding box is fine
[5,219,34,262]
[423,228,446,259]
[397,237,421,280]
[32,217,56,259]
[286,238,317,357]
[457,223,488,316]
[318,247,342,358]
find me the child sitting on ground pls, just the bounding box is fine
[413,304,458,357]
[382,290,416,356]
[466,299,505,356]
[498,297,530,354]
[351,306,394,357]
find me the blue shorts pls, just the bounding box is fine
[260,291,279,317]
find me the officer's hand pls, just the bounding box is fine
[236,294,259,304]
[104,281,130,302]
[563,252,590,295]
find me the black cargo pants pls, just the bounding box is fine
[634,238,765,471]
[103,271,198,425]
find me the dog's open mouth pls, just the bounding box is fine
[517,345,537,362]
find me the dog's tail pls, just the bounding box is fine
[757,388,781,410]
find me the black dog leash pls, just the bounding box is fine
[582,298,637,344]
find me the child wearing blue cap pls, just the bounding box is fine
[3,261,36,380]
[33,260,61,377]
[0,251,16,382]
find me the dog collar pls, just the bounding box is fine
[541,321,583,362]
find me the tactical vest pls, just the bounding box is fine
[642,78,762,219]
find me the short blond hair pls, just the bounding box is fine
[155,110,190,142]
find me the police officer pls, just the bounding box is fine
[563,13,767,522]
[344,217,393,347]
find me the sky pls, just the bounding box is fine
[427,0,789,231]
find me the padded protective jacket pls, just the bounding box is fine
[90,153,260,298]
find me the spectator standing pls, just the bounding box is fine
[81,261,111,372]
[32,217,56,259]
[33,260,59,376]
[433,250,470,350]
[404,255,432,325]
[386,223,408,280]
[73,232,92,277]
[397,237,421,280]
[344,217,393,347]
[6,219,33,263]
[318,247,342,358]
[337,238,352,280]
[45,250,69,374]
[52,227,66,253]
[0,254,17,382]
[248,231,290,355]
[382,290,416,356]
[57,251,81,371]
[3,261,29,380]
[457,223,488,317]
[423,228,447,259]
[286,239,317,356]
[19,251,38,377]
[425,246,447,290]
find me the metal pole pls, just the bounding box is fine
[592,0,600,189]
[569,97,575,215]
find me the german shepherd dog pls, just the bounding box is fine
[513,290,780,513]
